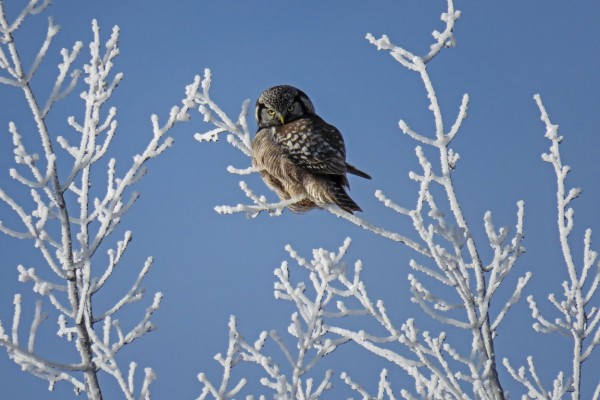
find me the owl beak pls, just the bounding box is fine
[278,113,285,124]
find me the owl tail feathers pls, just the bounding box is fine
[328,183,363,213]
[346,163,371,180]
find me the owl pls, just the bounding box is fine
[251,85,371,213]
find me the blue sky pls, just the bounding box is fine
[0,1,599,398]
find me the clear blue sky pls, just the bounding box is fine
[1,1,599,398]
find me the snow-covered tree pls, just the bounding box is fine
[0,1,200,398]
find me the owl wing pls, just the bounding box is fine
[275,115,348,176]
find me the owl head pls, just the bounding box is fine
[255,85,315,129]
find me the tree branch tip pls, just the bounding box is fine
[227,314,237,327]
[213,205,230,214]
[163,136,174,147]
[194,131,219,142]
[47,18,60,36]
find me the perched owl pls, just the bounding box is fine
[252,85,371,213]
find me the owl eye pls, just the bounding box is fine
[287,104,295,112]
[267,109,276,116]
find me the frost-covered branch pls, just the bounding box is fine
[341,369,397,400]
[198,241,365,399]
[192,69,306,218]
[192,71,436,260]
[504,95,600,399]
[191,70,426,256]
[334,0,530,397]
[0,2,200,397]
[199,232,522,398]
[323,241,508,398]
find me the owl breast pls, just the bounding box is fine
[252,126,317,212]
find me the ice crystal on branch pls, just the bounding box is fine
[0,1,200,398]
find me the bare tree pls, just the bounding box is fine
[0,1,199,398]
[194,1,600,398]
